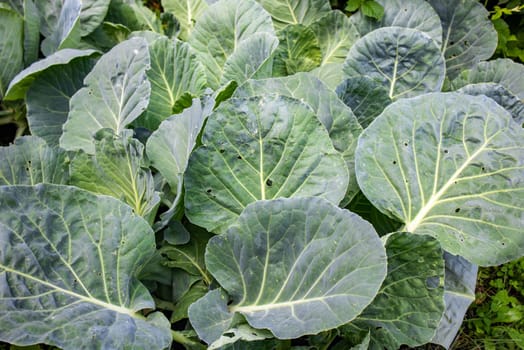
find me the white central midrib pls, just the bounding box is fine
[405,141,489,232]
[231,294,343,313]
[1,265,138,317]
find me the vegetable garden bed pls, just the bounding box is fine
[0,0,523,349]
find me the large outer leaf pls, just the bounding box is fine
[235,73,363,204]
[193,197,387,340]
[458,83,524,127]
[257,0,331,30]
[427,0,497,79]
[26,55,96,146]
[345,232,445,349]
[146,97,213,192]
[0,7,23,99]
[0,136,69,186]
[41,0,82,56]
[309,10,360,65]
[356,92,524,266]
[138,37,207,130]
[273,24,321,76]
[0,184,172,349]
[449,58,524,100]
[432,252,477,349]
[5,48,98,101]
[184,95,349,234]
[60,37,151,154]
[70,129,159,219]
[344,27,445,100]
[188,0,275,89]
[162,0,207,40]
[348,0,442,46]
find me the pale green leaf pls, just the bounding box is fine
[162,0,207,40]
[449,58,524,99]
[138,37,207,130]
[41,0,82,56]
[0,7,23,99]
[0,136,69,186]
[70,129,159,219]
[310,62,346,90]
[60,37,151,154]
[5,48,98,101]
[234,72,363,204]
[146,96,213,192]
[194,197,386,339]
[349,0,442,46]
[188,0,275,89]
[273,24,321,76]
[427,0,497,79]
[189,289,234,344]
[221,32,278,86]
[0,184,172,349]
[26,54,97,146]
[257,0,331,30]
[343,27,445,100]
[78,0,111,36]
[23,0,40,66]
[432,252,477,349]
[356,92,524,266]
[35,0,61,37]
[309,10,360,64]
[345,232,445,349]
[184,95,349,234]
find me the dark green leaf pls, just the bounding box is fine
[360,0,384,20]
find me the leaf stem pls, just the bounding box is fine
[171,330,206,349]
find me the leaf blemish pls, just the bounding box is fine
[266,179,273,187]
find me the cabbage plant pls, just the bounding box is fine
[0,0,523,349]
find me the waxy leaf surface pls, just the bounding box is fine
[188,0,275,89]
[344,27,445,100]
[60,37,151,154]
[0,136,69,186]
[26,55,96,146]
[138,37,207,130]
[431,252,477,349]
[195,197,387,339]
[356,93,524,266]
[235,73,362,204]
[428,0,497,79]
[0,184,172,349]
[184,95,349,233]
[349,0,442,46]
[450,58,524,99]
